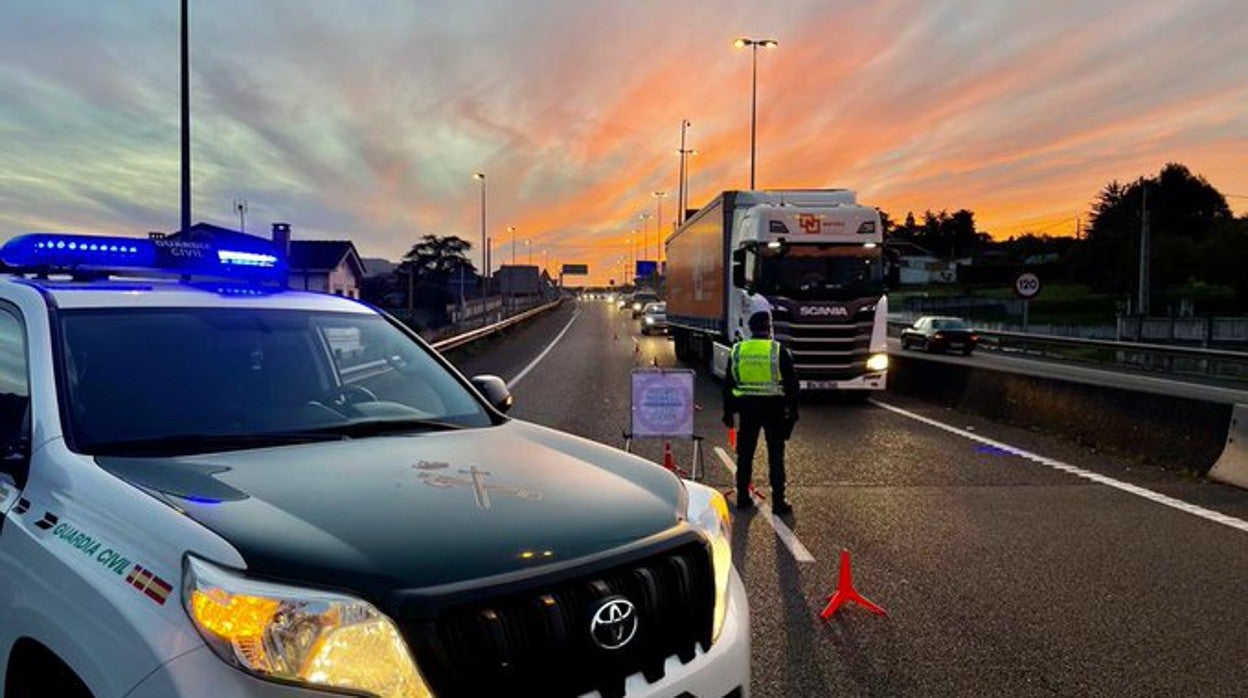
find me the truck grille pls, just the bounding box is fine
[399,538,715,698]
[771,303,873,371]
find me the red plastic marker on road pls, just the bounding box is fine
[662,441,676,472]
[819,549,888,619]
[727,427,737,451]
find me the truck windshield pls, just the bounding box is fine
[57,308,493,454]
[757,244,883,300]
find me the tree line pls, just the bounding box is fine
[880,162,1248,310]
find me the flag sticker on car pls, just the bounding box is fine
[126,565,173,606]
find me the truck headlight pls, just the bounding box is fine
[645,317,655,324]
[866,353,889,372]
[686,484,733,643]
[183,556,433,698]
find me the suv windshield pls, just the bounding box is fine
[931,319,969,330]
[757,243,883,300]
[58,308,493,454]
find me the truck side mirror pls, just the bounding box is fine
[731,249,747,289]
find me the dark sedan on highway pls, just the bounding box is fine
[900,316,979,354]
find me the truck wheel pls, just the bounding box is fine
[673,331,690,363]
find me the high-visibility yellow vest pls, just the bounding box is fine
[731,339,784,397]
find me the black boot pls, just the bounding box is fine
[734,484,754,510]
[771,495,792,516]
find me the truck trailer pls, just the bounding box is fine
[665,189,889,391]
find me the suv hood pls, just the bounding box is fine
[96,421,685,601]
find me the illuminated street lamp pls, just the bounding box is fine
[472,172,486,289]
[734,37,778,190]
[508,225,517,265]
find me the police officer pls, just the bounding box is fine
[722,311,799,514]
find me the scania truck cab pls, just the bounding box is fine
[666,190,889,392]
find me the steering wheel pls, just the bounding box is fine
[318,384,378,412]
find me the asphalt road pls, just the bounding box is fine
[447,301,1248,697]
[886,337,1248,405]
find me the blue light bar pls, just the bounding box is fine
[1,234,157,269]
[1,233,287,282]
[217,249,278,268]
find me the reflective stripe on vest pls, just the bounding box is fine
[731,339,784,397]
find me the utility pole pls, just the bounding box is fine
[1138,182,1150,316]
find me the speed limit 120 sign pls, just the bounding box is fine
[1014,272,1041,299]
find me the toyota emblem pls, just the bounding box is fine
[589,596,639,650]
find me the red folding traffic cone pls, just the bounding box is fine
[662,441,676,472]
[819,549,888,619]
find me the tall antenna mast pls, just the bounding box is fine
[234,198,248,233]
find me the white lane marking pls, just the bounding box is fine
[713,446,816,563]
[506,310,581,389]
[870,399,1248,535]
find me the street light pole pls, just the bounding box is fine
[1138,181,1151,316]
[639,213,651,263]
[677,120,690,225]
[735,37,777,190]
[472,172,486,293]
[652,191,667,262]
[508,225,516,266]
[180,0,191,235]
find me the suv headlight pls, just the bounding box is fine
[685,484,733,643]
[183,556,433,698]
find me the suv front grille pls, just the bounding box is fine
[400,538,715,698]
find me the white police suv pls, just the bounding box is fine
[0,233,749,697]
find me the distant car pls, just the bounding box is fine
[617,293,632,310]
[640,302,668,335]
[900,316,979,355]
[631,292,659,318]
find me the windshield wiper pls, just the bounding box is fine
[298,418,465,438]
[87,431,350,456]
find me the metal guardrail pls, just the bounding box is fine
[887,320,1248,382]
[340,298,564,383]
[432,297,564,352]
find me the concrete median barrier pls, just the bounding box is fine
[1210,404,1248,488]
[887,354,1233,476]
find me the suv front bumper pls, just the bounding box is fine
[126,570,751,698]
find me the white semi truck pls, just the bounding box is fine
[665,189,890,391]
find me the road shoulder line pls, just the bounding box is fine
[506,309,582,389]
[713,446,816,563]
[870,399,1248,535]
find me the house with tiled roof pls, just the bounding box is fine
[167,222,365,299]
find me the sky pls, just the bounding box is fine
[1,0,1246,285]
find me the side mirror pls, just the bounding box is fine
[731,248,748,289]
[471,375,514,413]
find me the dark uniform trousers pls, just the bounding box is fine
[735,400,788,503]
